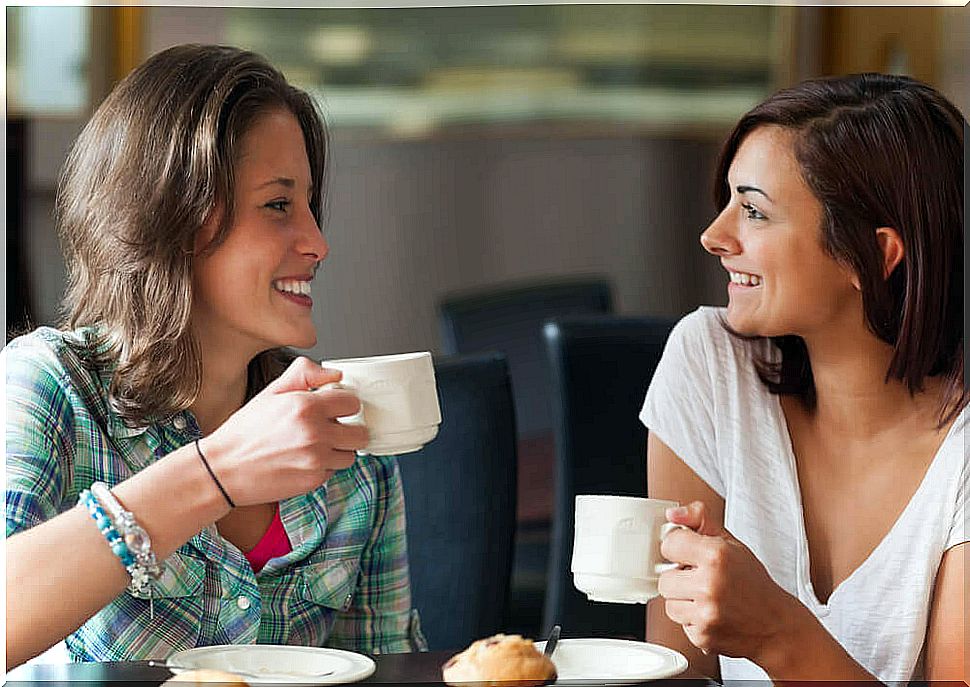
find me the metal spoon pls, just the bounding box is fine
[543,624,561,659]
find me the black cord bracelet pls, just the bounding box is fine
[194,439,236,509]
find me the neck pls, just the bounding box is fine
[190,326,260,436]
[800,318,940,439]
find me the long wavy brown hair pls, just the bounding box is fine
[714,73,966,428]
[56,44,329,427]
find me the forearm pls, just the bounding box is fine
[6,443,229,668]
[758,602,880,684]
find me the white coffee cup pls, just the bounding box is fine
[321,351,442,456]
[571,495,683,604]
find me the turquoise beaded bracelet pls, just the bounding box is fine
[80,486,159,618]
[80,489,135,567]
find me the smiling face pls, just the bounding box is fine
[700,125,861,339]
[192,108,328,358]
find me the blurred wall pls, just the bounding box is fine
[16,5,969,359]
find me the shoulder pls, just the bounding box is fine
[4,328,78,394]
[664,306,766,377]
[4,326,115,431]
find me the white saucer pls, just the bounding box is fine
[166,645,376,685]
[533,638,688,685]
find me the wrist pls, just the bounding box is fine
[754,595,815,676]
[755,600,875,682]
[195,435,237,514]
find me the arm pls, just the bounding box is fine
[650,432,879,683]
[646,432,723,681]
[328,457,426,654]
[7,356,366,667]
[923,543,967,682]
[6,446,231,668]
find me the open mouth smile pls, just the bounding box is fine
[728,270,762,287]
[273,278,313,307]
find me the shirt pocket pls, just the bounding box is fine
[300,555,362,612]
[116,550,207,656]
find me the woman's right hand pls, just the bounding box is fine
[199,356,370,506]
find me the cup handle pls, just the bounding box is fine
[654,522,688,575]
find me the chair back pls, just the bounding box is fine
[398,353,518,651]
[438,279,613,441]
[541,315,677,639]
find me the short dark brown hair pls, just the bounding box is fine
[714,73,966,426]
[57,44,328,426]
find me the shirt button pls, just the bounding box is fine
[173,415,187,430]
[236,596,251,610]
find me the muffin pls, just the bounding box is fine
[162,669,250,685]
[442,633,557,687]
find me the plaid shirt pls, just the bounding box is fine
[4,326,427,661]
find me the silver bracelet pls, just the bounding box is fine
[89,482,161,602]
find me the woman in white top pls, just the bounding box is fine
[640,73,966,683]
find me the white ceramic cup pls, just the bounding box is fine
[321,352,442,456]
[571,495,683,604]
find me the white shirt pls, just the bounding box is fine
[639,307,968,683]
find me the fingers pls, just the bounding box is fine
[657,568,696,601]
[313,387,362,420]
[665,501,720,536]
[269,357,342,394]
[663,598,694,626]
[663,601,711,655]
[329,423,370,452]
[660,526,710,568]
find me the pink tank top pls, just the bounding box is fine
[244,504,292,573]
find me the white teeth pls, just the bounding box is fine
[273,279,312,296]
[729,271,761,286]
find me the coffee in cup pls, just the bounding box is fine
[571,495,682,604]
[321,351,441,456]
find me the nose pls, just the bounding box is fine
[296,206,329,264]
[700,209,741,257]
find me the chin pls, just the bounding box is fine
[725,307,769,338]
[289,332,318,350]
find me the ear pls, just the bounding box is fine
[193,204,224,255]
[875,226,904,280]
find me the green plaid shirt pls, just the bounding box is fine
[4,326,427,661]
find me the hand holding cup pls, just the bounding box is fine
[199,357,370,507]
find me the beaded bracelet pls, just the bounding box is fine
[81,484,161,618]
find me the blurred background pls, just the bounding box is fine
[6,2,969,644]
[8,4,968,353]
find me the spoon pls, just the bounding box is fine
[543,624,562,659]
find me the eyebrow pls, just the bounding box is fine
[736,184,772,202]
[256,177,296,190]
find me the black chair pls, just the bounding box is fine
[542,314,677,640]
[398,353,518,651]
[438,278,614,636]
[439,279,613,443]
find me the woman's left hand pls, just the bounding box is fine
[658,500,806,664]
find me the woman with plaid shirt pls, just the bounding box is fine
[5,44,426,667]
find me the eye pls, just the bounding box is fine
[264,199,291,213]
[741,202,767,221]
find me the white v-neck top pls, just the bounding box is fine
[639,307,968,683]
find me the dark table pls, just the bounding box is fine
[5,650,715,685]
